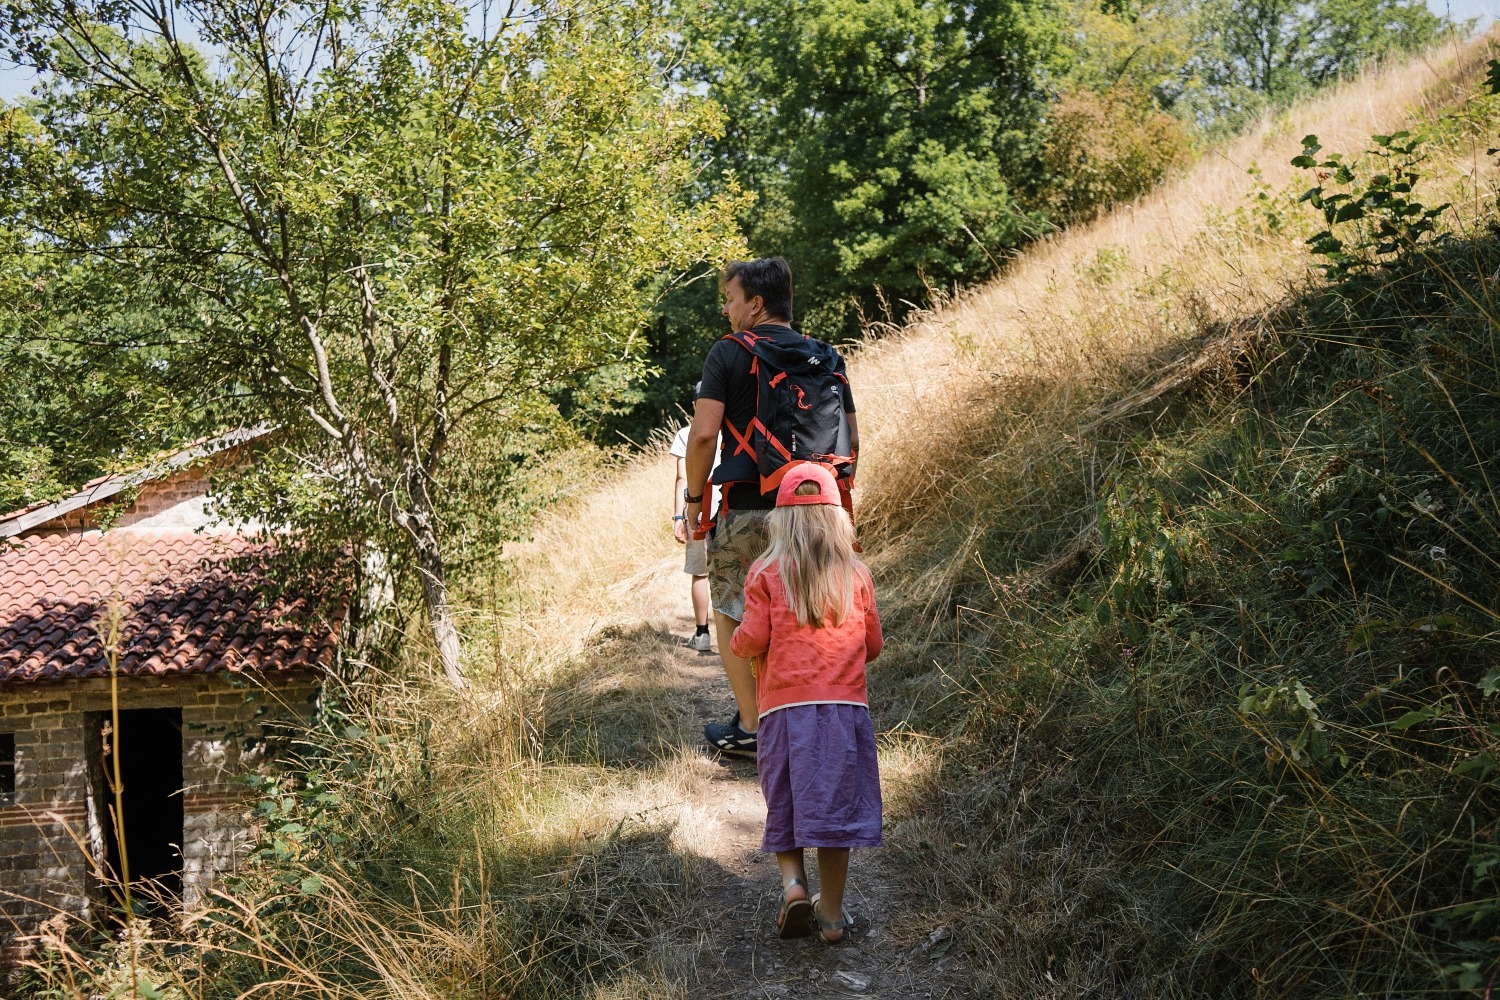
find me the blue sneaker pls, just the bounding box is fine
[704,711,757,757]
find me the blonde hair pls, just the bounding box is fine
[759,481,859,627]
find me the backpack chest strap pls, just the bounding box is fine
[723,417,756,458]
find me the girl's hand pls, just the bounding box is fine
[673,516,688,543]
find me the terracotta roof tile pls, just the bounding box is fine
[0,533,345,684]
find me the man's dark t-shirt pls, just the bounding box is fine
[698,323,857,510]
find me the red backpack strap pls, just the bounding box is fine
[722,329,761,351]
[723,417,756,458]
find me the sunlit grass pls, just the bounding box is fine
[21,29,1500,1000]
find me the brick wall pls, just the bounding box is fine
[0,672,319,945]
[28,445,260,537]
[113,466,214,530]
[44,466,214,534]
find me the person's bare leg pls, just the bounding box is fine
[714,610,758,732]
[776,849,808,892]
[691,575,711,628]
[776,849,812,935]
[814,847,851,942]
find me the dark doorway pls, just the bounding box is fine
[95,708,185,906]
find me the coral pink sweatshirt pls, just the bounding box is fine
[730,559,883,716]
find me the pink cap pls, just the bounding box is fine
[775,463,839,507]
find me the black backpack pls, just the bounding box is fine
[719,329,855,494]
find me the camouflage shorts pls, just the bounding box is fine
[707,508,772,622]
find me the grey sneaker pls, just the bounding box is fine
[688,631,713,652]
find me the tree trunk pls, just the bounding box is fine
[412,524,467,690]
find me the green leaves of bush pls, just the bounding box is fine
[1294,131,1450,278]
[1095,485,1191,639]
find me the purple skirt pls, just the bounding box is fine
[758,703,883,852]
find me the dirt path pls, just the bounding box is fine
[555,558,976,1000]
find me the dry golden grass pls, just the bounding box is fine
[502,35,1500,648]
[491,450,682,679]
[34,31,1493,1000]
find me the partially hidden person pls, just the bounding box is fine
[729,463,883,944]
[682,257,858,757]
[670,387,721,652]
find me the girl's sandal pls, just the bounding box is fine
[777,878,814,939]
[810,892,853,944]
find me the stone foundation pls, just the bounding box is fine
[0,673,319,945]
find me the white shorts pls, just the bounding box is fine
[684,538,709,577]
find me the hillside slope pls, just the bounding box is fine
[840,35,1500,1000]
[506,30,1500,1000]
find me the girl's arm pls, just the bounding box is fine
[730,567,772,659]
[861,568,884,662]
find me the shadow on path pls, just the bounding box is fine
[539,568,977,1000]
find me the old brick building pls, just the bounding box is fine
[0,432,341,942]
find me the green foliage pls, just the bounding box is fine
[1042,84,1194,221]
[681,0,1059,338]
[1238,677,1337,766]
[1192,0,1447,128]
[1060,0,1450,143]
[0,0,742,680]
[0,107,221,512]
[1060,0,1204,105]
[1294,130,1450,278]
[1095,484,1191,639]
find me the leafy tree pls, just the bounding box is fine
[0,0,741,687]
[1060,0,1448,138]
[1059,0,1203,106]
[682,0,1062,338]
[1191,0,1446,129]
[0,109,219,512]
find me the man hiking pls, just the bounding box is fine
[682,257,859,757]
[669,382,721,652]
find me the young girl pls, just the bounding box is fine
[730,462,883,944]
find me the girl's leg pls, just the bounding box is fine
[813,847,851,941]
[776,849,808,896]
[775,849,813,937]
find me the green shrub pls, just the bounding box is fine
[1042,86,1194,223]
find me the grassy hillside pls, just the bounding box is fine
[843,33,1500,998]
[498,30,1500,996]
[20,29,1500,1000]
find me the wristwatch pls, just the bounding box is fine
[672,514,686,521]
[683,488,704,504]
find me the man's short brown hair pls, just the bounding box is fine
[723,257,793,323]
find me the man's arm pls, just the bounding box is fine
[685,397,724,533]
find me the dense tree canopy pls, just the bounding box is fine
[682,0,1062,338]
[0,0,741,684]
[618,0,1450,430]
